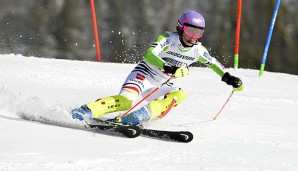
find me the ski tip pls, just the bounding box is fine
[178,131,193,143]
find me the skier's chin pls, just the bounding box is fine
[186,40,196,45]
[184,39,196,46]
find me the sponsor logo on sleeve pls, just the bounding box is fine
[203,52,212,61]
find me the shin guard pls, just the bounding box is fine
[149,90,188,120]
[87,95,132,118]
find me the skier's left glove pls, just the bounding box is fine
[163,64,189,78]
[222,72,244,91]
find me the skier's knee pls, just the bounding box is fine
[165,89,188,106]
[87,95,132,118]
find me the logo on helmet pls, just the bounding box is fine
[192,18,203,24]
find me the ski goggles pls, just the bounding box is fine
[183,25,204,39]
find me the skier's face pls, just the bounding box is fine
[181,25,204,46]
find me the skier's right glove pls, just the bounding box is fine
[163,64,189,78]
[222,72,243,91]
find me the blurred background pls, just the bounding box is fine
[0,0,297,74]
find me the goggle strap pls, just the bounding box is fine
[183,23,204,30]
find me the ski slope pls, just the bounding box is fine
[0,54,298,171]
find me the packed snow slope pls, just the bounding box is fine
[0,54,298,171]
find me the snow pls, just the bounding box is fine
[0,54,298,171]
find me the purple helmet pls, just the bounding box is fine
[176,10,205,39]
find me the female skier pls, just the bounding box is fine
[71,10,243,125]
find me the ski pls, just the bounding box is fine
[86,118,192,142]
[87,119,141,138]
[140,128,193,143]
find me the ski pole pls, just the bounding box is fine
[120,76,175,118]
[259,0,281,77]
[212,89,235,120]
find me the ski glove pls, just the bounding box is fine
[163,64,189,78]
[222,72,243,89]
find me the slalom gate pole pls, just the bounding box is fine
[259,0,281,77]
[120,76,175,118]
[234,0,242,69]
[212,89,235,120]
[90,0,101,62]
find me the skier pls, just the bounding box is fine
[71,10,243,126]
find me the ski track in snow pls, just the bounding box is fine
[1,54,298,171]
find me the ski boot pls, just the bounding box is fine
[121,107,150,126]
[71,105,92,121]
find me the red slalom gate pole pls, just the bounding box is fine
[90,0,101,62]
[234,0,242,69]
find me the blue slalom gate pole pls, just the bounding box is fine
[259,0,281,77]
